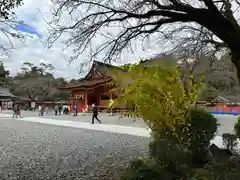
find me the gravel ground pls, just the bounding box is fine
[0,112,237,180]
[0,119,149,180]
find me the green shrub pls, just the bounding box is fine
[222,133,238,151]
[186,108,219,166]
[187,107,219,146]
[120,158,170,180]
[149,108,219,173]
[194,159,240,180]
[234,116,240,138]
[149,138,192,179]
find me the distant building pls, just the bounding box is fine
[59,58,177,112]
[0,87,17,109]
[59,56,211,113]
[59,61,121,112]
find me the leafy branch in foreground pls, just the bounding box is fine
[111,62,202,141]
[115,62,222,180]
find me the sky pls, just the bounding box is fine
[0,0,160,80]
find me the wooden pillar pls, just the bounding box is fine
[70,97,73,112]
[99,94,101,105]
[71,92,74,112]
[84,91,88,110]
[98,94,101,112]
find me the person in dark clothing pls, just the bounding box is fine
[63,107,66,114]
[40,104,44,116]
[91,104,101,124]
[58,105,62,115]
[54,105,58,116]
[17,105,22,118]
[73,104,78,116]
[12,103,17,118]
[64,107,69,115]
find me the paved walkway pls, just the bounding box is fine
[1,112,239,150]
[2,110,147,127]
[20,116,151,137]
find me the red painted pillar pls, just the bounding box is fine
[70,92,74,112]
[69,97,73,112]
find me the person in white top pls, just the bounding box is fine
[45,106,48,115]
[38,105,42,116]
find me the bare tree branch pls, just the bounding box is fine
[0,0,23,19]
[0,16,25,55]
[48,0,240,79]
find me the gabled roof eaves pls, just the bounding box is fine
[83,60,123,80]
[59,77,113,90]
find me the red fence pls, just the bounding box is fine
[205,105,240,115]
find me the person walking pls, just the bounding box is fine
[54,105,58,116]
[58,105,62,115]
[12,103,17,118]
[91,104,101,124]
[73,104,78,116]
[38,105,42,116]
[45,106,48,115]
[66,106,69,115]
[17,105,22,118]
[40,104,44,116]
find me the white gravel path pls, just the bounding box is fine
[0,113,239,179]
[0,119,149,180]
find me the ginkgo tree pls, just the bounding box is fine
[111,61,203,142]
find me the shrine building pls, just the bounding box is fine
[59,56,175,112]
[58,61,124,112]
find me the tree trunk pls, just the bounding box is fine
[231,50,240,83]
[201,11,240,82]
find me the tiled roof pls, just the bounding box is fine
[0,87,17,98]
[59,60,123,90]
[85,61,124,78]
[59,77,112,89]
[60,57,176,90]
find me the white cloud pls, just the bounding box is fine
[2,0,240,80]
[0,0,81,80]
[1,0,165,80]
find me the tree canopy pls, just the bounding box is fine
[10,62,70,102]
[0,61,10,87]
[1,54,238,102]
[48,0,240,79]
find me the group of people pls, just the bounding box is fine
[37,104,69,116]
[54,105,69,116]
[11,102,102,124]
[38,105,47,116]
